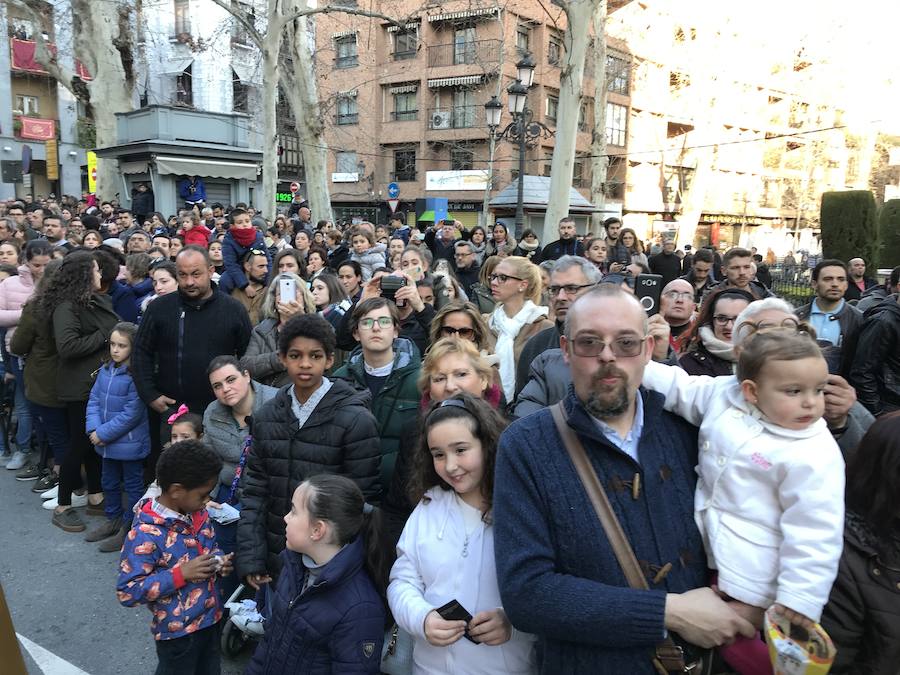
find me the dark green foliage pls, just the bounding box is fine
[878,199,900,268]
[820,191,879,267]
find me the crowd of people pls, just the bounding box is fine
[1,192,898,675]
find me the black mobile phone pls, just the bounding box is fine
[379,275,408,302]
[436,599,478,644]
[635,274,663,315]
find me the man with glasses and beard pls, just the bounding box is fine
[495,285,755,674]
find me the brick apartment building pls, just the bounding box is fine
[306,0,632,230]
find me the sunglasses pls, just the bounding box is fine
[439,325,475,339]
[570,335,647,358]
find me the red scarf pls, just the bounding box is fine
[230,226,258,248]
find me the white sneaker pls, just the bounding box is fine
[40,485,59,500]
[42,492,88,510]
[6,451,28,471]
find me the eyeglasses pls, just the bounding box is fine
[737,317,802,339]
[358,317,394,330]
[548,282,596,297]
[570,335,647,357]
[454,251,473,258]
[713,315,738,326]
[439,325,476,339]
[489,273,523,283]
[663,291,693,301]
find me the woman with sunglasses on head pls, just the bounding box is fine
[430,301,495,354]
[485,257,552,402]
[678,288,754,377]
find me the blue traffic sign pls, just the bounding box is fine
[387,182,400,199]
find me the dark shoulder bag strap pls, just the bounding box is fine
[549,402,698,675]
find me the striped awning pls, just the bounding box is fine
[428,75,484,88]
[387,20,420,33]
[428,7,499,22]
[331,30,356,39]
[389,83,418,94]
[337,89,358,98]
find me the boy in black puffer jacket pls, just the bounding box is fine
[236,314,381,586]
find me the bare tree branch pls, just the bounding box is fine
[207,0,266,48]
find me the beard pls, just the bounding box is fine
[585,366,631,420]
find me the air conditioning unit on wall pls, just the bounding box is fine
[431,111,452,129]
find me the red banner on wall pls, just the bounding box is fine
[11,39,92,80]
[18,116,56,141]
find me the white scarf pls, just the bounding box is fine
[698,325,737,362]
[490,300,549,400]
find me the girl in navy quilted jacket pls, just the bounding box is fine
[246,474,387,675]
[84,322,151,552]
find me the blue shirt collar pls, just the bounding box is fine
[811,298,844,316]
[592,392,644,463]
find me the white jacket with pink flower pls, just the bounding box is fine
[642,360,845,622]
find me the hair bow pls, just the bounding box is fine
[167,404,190,425]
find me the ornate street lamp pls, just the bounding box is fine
[485,53,553,239]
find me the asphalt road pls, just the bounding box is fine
[0,467,251,674]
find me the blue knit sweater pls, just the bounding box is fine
[493,386,707,674]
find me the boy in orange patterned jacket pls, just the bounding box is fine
[117,441,233,675]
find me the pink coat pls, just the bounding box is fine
[0,265,37,352]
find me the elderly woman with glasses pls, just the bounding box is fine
[678,288,754,377]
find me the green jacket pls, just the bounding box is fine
[10,301,62,408]
[52,294,120,402]
[332,338,421,499]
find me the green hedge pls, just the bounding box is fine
[878,199,900,269]
[820,190,879,267]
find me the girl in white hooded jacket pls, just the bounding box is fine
[388,394,536,675]
[642,327,844,673]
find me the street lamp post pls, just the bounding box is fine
[485,53,553,240]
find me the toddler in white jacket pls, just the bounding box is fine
[349,229,386,282]
[642,329,844,636]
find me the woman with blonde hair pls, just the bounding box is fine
[485,256,552,401]
[240,272,316,387]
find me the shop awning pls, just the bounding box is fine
[386,21,420,33]
[155,156,258,180]
[428,7,499,22]
[418,210,436,222]
[120,160,149,175]
[389,84,418,94]
[427,75,483,88]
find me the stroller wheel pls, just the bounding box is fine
[221,619,247,659]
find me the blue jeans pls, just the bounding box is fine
[28,403,69,466]
[101,457,145,522]
[10,358,32,452]
[154,622,221,675]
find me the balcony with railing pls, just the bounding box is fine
[390,110,419,122]
[426,106,486,131]
[427,40,502,68]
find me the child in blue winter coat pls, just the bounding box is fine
[84,322,151,552]
[246,474,387,675]
[218,208,271,294]
[118,441,232,675]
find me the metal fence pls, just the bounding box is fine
[765,266,814,308]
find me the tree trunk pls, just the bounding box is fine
[20,0,137,199]
[284,7,333,223]
[543,0,593,241]
[259,44,279,215]
[589,1,609,234]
